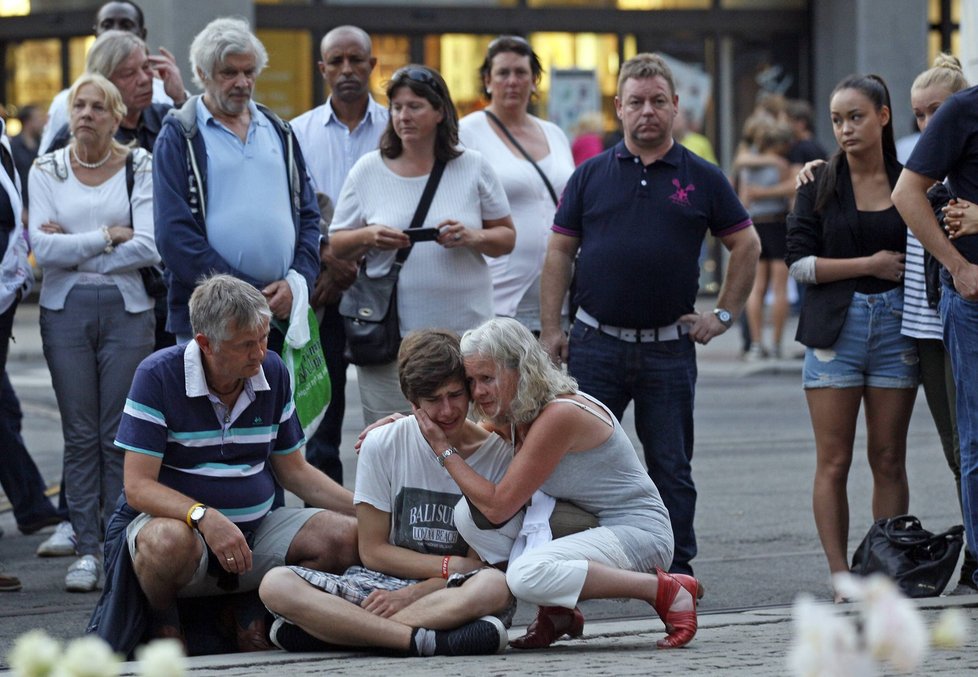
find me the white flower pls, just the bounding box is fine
[135,639,186,677]
[7,629,62,677]
[931,607,970,648]
[787,593,875,677]
[55,636,121,677]
[857,575,928,673]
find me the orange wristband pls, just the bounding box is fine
[441,556,451,579]
[186,502,204,528]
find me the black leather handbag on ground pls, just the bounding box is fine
[850,514,964,598]
[339,160,446,366]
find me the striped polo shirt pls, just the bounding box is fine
[115,341,305,532]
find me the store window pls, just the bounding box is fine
[0,0,29,17]
[423,32,627,135]
[255,29,312,119]
[529,0,708,7]
[5,39,62,111]
[369,35,411,105]
[721,0,806,7]
[928,0,961,63]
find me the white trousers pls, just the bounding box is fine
[454,498,632,609]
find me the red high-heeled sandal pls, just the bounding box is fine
[652,567,698,649]
[509,605,585,649]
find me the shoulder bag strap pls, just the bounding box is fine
[396,158,447,265]
[125,151,135,227]
[484,109,559,206]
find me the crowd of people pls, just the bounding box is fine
[0,0,975,662]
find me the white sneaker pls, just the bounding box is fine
[65,554,101,592]
[37,521,77,557]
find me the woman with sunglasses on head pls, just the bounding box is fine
[458,36,574,334]
[329,66,515,427]
[786,74,918,600]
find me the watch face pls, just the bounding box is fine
[715,309,732,326]
[191,506,206,523]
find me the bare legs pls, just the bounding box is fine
[259,567,512,650]
[747,259,790,355]
[807,386,916,582]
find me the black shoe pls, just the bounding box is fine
[18,514,64,535]
[268,617,332,652]
[433,616,508,656]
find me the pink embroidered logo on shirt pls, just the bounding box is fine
[669,178,695,206]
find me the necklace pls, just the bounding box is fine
[71,145,112,169]
[211,379,243,397]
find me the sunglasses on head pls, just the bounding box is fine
[392,67,442,95]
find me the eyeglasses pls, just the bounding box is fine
[391,67,443,95]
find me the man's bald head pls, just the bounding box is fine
[320,25,372,57]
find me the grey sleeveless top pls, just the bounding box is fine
[538,393,673,561]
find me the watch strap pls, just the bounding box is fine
[437,447,458,467]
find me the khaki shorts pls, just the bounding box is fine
[126,507,321,597]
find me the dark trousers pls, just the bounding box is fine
[303,302,345,485]
[567,320,698,575]
[0,300,66,529]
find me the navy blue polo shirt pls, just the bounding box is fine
[554,140,751,328]
[905,84,978,265]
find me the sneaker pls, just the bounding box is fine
[434,616,508,656]
[65,554,100,593]
[0,572,21,592]
[269,617,331,652]
[744,344,768,362]
[36,521,76,557]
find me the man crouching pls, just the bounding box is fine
[117,274,357,640]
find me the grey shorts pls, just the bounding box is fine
[127,507,321,597]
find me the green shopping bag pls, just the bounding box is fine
[276,309,331,438]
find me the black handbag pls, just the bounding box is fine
[850,514,964,598]
[339,160,446,366]
[125,153,167,300]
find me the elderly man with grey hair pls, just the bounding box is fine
[115,274,357,644]
[44,28,186,154]
[153,17,321,351]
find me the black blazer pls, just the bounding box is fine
[785,155,904,348]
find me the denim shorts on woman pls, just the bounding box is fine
[803,288,919,389]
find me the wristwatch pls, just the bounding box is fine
[713,308,733,328]
[189,504,208,531]
[437,447,458,467]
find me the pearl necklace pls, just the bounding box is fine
[71,145,112,170]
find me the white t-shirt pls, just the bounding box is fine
[459,112,574,320]
[330,149,510,335]
[354,416,512,554]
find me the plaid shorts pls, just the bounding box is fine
[285,564,516,627]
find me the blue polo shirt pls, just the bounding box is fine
[905,84,978,265]
[554,140,751,328]
[196,98,296,285]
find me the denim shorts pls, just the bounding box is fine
[803,288,919,389]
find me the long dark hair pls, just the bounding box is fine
[814,73,896,214]
[380,65,462,164]
[815,73,896,212]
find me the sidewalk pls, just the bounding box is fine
[57,595,978,676]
